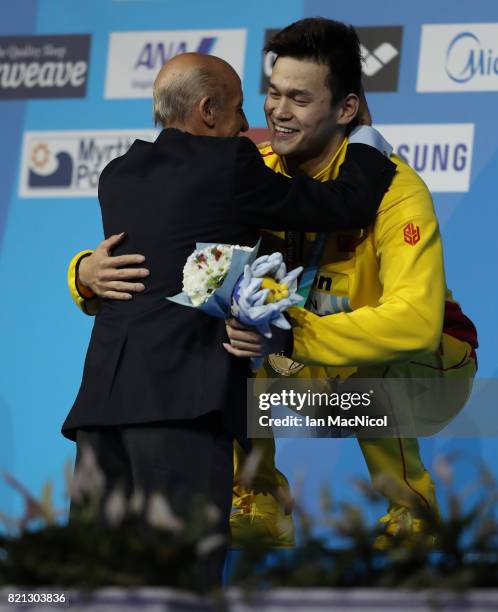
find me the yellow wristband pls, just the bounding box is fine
[67,250,97,313]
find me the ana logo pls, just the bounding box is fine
[134,37,217,70]
[375,123,474,193]
[355,26,403,92]
[403,223,421,246]
[105,30,246,99]
[417,24,498,92]
[20,130,157,198]
[28,142,72,187]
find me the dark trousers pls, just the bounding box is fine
[71,414,233,589]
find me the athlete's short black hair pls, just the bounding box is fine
[265,17,362,104]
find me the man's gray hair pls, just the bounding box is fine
[153,67,225,127]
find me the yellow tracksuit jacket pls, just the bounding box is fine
[251,137,477,511]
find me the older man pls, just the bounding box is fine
[64,50,395,585]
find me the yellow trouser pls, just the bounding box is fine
[234,334,476,512]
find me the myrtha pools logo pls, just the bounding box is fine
[28,143,73,188]
[19,130,157,198]
[417,23,498,92]
[104,30,246,99]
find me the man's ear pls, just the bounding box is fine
[336,93,360,126]
[198,96,216,129]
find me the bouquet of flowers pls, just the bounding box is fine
[168,241,303,366]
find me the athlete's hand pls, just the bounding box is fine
[78,233,150,300]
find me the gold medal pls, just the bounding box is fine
[267,353,305,376]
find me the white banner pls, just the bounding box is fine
[375,123,474,193]
[417,23,498,92]
[19,129,158,198]
[105,30,247,99]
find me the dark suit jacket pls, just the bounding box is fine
[62,128,395,445]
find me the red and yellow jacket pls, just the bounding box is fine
[257,138,477,378]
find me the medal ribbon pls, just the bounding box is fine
[284,231,328,305]
[267,231,328,376]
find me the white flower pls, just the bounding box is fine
[182,244,250,306]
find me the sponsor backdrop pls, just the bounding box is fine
[0,0,497,529]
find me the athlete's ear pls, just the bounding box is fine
[336,93,360,126]
[198,96,217,129]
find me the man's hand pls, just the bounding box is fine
[78,233,150,300]
[223,318,292,358]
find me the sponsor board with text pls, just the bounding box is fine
[105,30,246,99]
[0,34,91,99]
[19,130,158,198]
[417,23,498,92]
[374,124,474,192]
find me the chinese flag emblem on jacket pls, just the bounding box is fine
[403,222,421,246]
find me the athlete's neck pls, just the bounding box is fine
[283,130,345,177]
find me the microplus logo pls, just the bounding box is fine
[374,124,474,193]
[19,130,157,198]
[105,30,246,99]
[417,24,498,92]
[0,34,90,99]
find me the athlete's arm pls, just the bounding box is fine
[225,178,445,364]
[235,135,395,232]
[70,121,393,308]
[67,233,150,314]
[290,183,446,365]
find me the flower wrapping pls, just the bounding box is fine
[167,241,304,368]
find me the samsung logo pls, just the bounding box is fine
[375,124,474,193]
[396,142,469,173]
